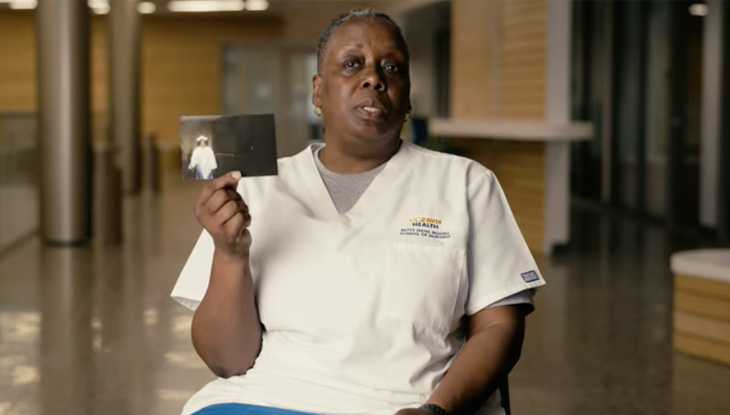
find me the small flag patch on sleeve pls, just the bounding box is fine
[521,270,540,283]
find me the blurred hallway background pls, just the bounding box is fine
[1,0,729,414]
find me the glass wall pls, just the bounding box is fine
[570,0,608,201]
[644,0,671,218]
[571,0,706,229]
[614,0,644,211]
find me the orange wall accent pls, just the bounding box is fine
[450,0,546,121]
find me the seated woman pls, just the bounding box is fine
[172,9,545,415]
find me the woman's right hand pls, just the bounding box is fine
[194,171,252,260]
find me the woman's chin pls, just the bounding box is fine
[349,120,402,142]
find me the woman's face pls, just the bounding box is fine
[313,18,411,145]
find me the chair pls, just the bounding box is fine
[499,377,511,415]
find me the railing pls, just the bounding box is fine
[0,112,39,253]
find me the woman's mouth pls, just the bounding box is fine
[354,100,388,122]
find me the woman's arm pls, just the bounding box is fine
[189,172,263,378]
[191,251,262,378]
[410,304,528,415]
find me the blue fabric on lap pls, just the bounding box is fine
[191,403,320,415]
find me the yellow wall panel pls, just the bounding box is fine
[673,273,730,366]
[450,0,498,119]
[675,311,730,344]
[0,12,35,111]
[451,138,545,253]
[675,291,730,322]
[674,333,730,366]
[448,0,547,252]
[499,0,545,121]
[675,275,730,300]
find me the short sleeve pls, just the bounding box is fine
[170,179,247,311]
[170,229,215,311]
[465,168,546,316]
[488,289,535,315]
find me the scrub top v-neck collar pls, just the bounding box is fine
[301,140,410,225]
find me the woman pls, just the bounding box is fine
[189,135,218,179]
[172,9,545,415]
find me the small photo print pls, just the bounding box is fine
[180,114,278,181]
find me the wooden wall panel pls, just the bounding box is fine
[675,291,730,321]
[673,273,730,366]
[498,0,546,120]
[0,12,284,145]
[0,13,108,139]
[452,138,545,253]
[448,1,548,253]
[675,274,730,299]
[450,0,546,121]
[450,0,498,119]
[0,12,35,111]
[91,18,109,143]
[675,311,730,344]
[674,333,730,366]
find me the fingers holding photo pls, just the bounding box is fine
[196,171,241,209]
[195,171,243,223]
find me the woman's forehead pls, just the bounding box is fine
[326,18,406,55]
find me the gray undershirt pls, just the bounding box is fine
[312,144,386,215]
[310,143,533,310]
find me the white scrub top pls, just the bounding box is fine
[171,141,546,415]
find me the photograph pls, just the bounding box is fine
[179,113,278,181]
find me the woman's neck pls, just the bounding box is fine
[318,138,400,174]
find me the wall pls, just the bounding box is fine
[499,0,546,120]
[450,0,546,120]
[140,16,284,147]
[0,12,35,111]
[0,1,421,146]
[449,0,548,253]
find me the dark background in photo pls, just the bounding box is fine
[213,114,278,178]
[180,114,278,181]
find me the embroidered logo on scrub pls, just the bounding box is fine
[400,217,451,239]
[521,270,540,282]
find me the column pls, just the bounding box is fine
[37,0,91,245]
[544,0,572,252]
[109,0,142,193]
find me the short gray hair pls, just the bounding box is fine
[316,9,410,73]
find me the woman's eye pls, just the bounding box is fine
[343,59,361,70]
[384,63,400,73]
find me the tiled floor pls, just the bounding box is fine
[1,176,729,415]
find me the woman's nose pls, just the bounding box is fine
[361,66,385,91]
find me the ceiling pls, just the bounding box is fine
[0,0,429,18]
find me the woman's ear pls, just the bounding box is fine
[312,74,323,108]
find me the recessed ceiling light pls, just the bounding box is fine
[168,0,244,13]
[245,0,269,11]
[87,0,107,8]
[689,4,708,17]
[8,0,37,9]
[92,5,110,15]
[137,2,156,14]
[88,0,109,15]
